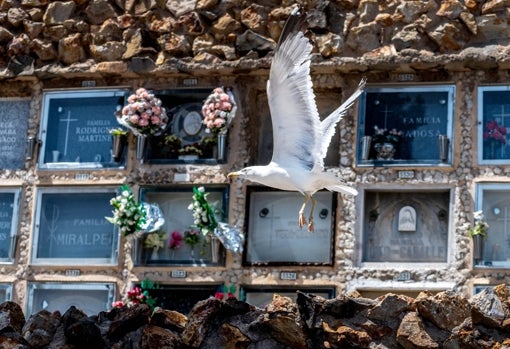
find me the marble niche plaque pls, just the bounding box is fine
[246,190,334,264]
[363,191,449,263]
[39,90,126,168]
[359,86,454,164]
[0,99,30,169]
[33,190,117,263]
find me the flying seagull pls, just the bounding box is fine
[228,8,366,232]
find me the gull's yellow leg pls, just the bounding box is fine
[307,197,316,232]
[299,194,310,229]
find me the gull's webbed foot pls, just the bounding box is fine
[307,197,317,233]
[298,194,311,230]
[307,218,314,232]
[299,212,306,229]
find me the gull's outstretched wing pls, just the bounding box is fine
[267,8,321,171]
[318,78,367,165]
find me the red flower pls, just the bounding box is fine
[168,231,183,249]
[214,292,224,300]
[484,120,507,144]
[112,301,124,308]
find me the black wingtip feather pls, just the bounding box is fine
[277,7,307,49]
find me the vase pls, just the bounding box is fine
[151,247,159,260]
[26,136,36,160]
[136,136,147,162]
[361,135,372,160]
[210,235,221,263]
[52,150,60,162]
[472,235,484,262]
[111,134,127,162]
[438,135,449,162]
[374,142,395,160]
[217,133,227,162]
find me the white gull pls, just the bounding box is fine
[228,8,366,232]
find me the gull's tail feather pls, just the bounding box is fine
[325,184,358,196]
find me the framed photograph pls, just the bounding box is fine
[244,188,335,265]
[38,89,128,169]
[357,85,455,166]
[31,187,119,265]
[27,282,115,316]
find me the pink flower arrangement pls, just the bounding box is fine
[168,231,183,249]
[117,87,169,136]
[201,87,236,134]
[112,286,146,308]
[484,120,507,144]
[111,278,157,310]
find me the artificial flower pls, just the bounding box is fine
[463,210,489,238]
[484,120,507,144]
[117,87,169,136]
[112,278,158,310]
[183,229,201,248]
[168,231,183,249]
[105,184,146,237]
[178,143,203,156]
[372,125,403,144]
[188,186,219,236]
[214,284,237,302]
[201,87,236,135]
[143,230,167,249]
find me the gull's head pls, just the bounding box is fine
[227,166,266,182]
[228,167,253,179]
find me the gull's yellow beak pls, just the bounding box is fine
[227,172,239,178]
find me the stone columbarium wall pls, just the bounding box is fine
[2,0,510,334]
[2,285,510,348]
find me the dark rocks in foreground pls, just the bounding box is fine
[1,285,510,348]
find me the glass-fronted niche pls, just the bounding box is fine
[473,285,493,294]
[145,89,226,164]
[244,188,335,266]
[143,284,220,315]
[26,283,115,316]
[362,190,450,264]
[135,186,228,266]
[0,189,20,263]
[38,89,128,169]
[31,187,118,265]
[0,284,12,302]
[474,183,510,268]
[478,86,510,164]
[356,287,443,299]
[241,286,335,308]
[357,85,455,166]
